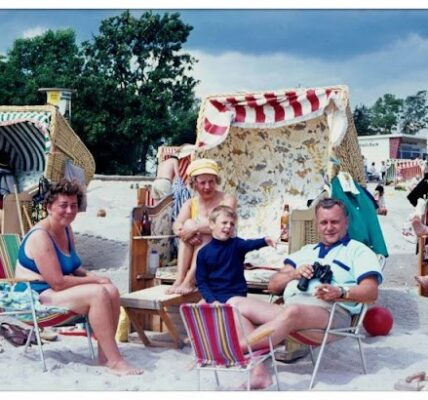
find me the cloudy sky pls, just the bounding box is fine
[0,8,428,108]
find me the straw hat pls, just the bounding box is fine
[187,158,219,177]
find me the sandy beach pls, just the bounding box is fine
[1,178,428,392]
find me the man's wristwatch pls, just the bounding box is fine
[339,286,350,300]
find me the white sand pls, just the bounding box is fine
[1,179,428,392]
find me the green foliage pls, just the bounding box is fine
[72,10,199,174]
[354,90,428,136]
[370,94,403,135]
[401,90,428,134]
[0,29,81,105]
[353,105,374,136]
[0,11,198,175]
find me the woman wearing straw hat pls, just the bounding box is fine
[166,158,237,295]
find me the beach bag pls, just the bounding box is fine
[64,159,87,212]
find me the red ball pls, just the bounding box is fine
[363,306,393,336]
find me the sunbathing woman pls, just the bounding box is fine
[14,179,143,376]
[166,159,237,295]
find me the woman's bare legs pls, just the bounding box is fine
[175,235,211,294]
[95,283,121,365]
[40,284,143,376]
[166,239,194,294]
[167,219,211,295]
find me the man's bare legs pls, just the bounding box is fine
[40,284,143,376]
[229,297,331,390]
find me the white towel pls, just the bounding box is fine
[337,172,360,195]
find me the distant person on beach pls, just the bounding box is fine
[374,184,387,215]
[196,205,275,304]
[363,156,368,182]
[151,154,180,202]
[228,198,383,389]
[14,179,143,376]
[166,158,237,295]
[380,161,387,183]
[368,162,379,181]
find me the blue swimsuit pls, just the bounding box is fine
[15,227,82,294]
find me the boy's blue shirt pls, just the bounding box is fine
[196,236,267,303]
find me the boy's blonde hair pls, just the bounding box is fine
[209,205,237,223]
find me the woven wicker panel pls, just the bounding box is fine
[332,106,365,185]
[0,105,95,186]
[45,109,95,185]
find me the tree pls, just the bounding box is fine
[353,105,374,136]
[72,11,199,174]
[400,90,428,135]
[370,94,403,135]
[0,29,81,105]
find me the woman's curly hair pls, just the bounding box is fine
[43,178,83,208]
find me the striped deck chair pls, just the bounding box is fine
[180,303,280,391]
[0,234,95,371]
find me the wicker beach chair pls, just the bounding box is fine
[0,234,95,371]
[180,303,280,391]
[0,105,95,234]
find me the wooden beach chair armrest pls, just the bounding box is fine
[248,328,275,346]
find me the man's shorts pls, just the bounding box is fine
[285,292,352,328]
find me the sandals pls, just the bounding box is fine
[0,322,37,347]
[395,371,428,391]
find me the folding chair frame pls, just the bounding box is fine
[293,254,386,389]
[0,280,95,372]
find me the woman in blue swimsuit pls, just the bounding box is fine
[14,179,143,376]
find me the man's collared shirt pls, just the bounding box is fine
[283,234,383,314]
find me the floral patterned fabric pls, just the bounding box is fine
[195,111,364,242]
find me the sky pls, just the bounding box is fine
[1,8,428,108]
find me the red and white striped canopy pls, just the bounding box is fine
[196,85,349,151]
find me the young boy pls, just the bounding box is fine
[196,205,275,304]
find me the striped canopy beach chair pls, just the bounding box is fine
[0,106,95,192]
[0,234,95,371]
[180,303,279,391]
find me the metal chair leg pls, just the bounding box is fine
[309,346,315,365]
[214,370,220,387]
[26,282,47,372]
[269,338,280,390]
[84,319,96,360]
[357,337,367,373]
[197,369,201,390]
